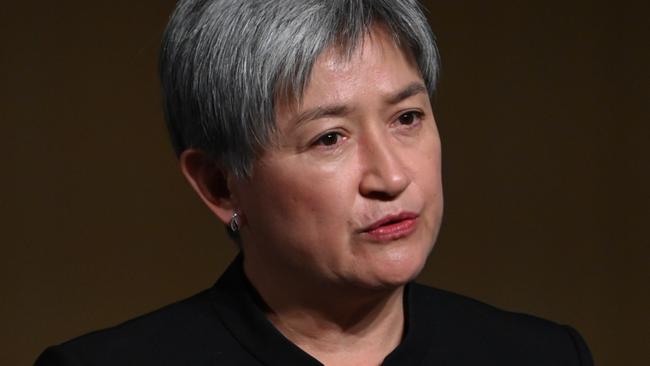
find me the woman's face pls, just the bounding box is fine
[234,28,443,290]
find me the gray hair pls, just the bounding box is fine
[160,0,440,178]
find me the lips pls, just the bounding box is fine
[362,212,418,241]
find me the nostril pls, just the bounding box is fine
[362,190,399,201]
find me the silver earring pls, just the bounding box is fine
[229,211,241,232]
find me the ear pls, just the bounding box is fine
[179,149,236,226]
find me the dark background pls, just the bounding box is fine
[2,1,648,364]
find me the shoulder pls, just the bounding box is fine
[34,288,250,366]
[410,283,594,365]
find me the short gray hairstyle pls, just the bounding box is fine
[160,0,440,177]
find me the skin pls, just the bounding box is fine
[181,26,443,365]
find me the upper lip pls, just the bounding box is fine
[361,212,418,232]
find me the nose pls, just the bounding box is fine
[358,131,410,200]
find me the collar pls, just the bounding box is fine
[209,254,439,365]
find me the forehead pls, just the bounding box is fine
[276,26,422,118]
[319,27,417,75]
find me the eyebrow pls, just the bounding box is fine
[384,82,428,105]
[290,82,428,128]
[290,104,351,129]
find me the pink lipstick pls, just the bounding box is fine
[362,212,418,241]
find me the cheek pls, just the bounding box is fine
[411,123,442,179]
[242,160,355,245]
[412,126,443,217]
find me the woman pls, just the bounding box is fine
[36,0,593,365]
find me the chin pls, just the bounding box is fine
[361,245,431,289]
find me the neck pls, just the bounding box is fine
[243,254,406,366]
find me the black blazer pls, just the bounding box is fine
[35,256,593,365]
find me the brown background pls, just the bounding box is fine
[2,1,648,365]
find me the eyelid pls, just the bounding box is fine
[393,109,425,126]
[305,109,424,151]
[310,130,346,149]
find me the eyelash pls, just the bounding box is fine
[310,110,425,149]
[313,131,346,148]
[395,110,425,127]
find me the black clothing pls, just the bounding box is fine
[35,256,593,365]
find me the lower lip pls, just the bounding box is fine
[364,218,417,241]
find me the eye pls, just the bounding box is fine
[397,111,424,126]
[313,132,343,147]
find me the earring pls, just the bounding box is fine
[229,210,242,232]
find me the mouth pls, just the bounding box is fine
[361,212,419,241]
